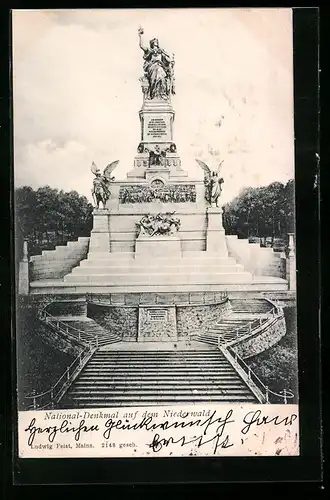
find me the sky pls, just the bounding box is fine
[12,8,294,204]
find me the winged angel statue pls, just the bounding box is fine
[196,159,224,207]
[90,160,119,209]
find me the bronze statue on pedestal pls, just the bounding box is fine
[90,160,119,209]
[196,159,224,208]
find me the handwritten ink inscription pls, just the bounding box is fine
[20,406,299,458]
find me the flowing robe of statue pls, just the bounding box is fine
[206,174,223,205]
[138,28,174,100]
[143,49,172,99]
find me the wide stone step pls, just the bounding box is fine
[77,374,242,381]
[81,369,235,376]
[63,272,253,285]
[67,394,256,402]
[92,351,223,356]
[72,264,244,275]
[83,254,236,264]
[84,365,232,371]
[68,388,251,397]
[74,380,242,392]
[91,355,225,360]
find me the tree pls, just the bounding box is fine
[223,179,295,246]
[15,186,94,257]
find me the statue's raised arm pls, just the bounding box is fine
[138,27,148,52]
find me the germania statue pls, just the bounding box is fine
[138,26,175,100]
[196,159,225,208]
[90,160,119,209]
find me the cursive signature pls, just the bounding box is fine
[149,432,234,454]
[241,410,298,435]
[24,418,99,447]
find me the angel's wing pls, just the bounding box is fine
[216,160,224,174]
[103,160,120,180]
[195,159,211,176]
[90,161,99,175]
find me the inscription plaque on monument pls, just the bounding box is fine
[144,114,172,142]
[147,308,168,322]
[147,117,167,139]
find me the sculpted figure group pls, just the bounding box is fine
[119,185,196,204]
[136,212,181,237]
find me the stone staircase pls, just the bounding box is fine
[50,316,121,347]
[230,298,273,314]
[63,251,254,286]
[30,237,90,280]
[59,350,258,408]
[196,317,255,346]
[196,299,274,346]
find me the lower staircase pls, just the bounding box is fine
[230,298,273,313]
[50,316,121,347]
[196,317,256,345]
[196,299,274,346]
[59,349,258,408]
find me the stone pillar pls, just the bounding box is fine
[206,207,228,256]
[18,239,29,295]
[89,209,111,253]
[286,233,296,291]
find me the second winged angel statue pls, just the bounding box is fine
[90,160,119,209]
[196,159,224,207]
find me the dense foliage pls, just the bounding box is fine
[223,180,295,245]
[15,186,93,257]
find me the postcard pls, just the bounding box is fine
[13,8,299,459]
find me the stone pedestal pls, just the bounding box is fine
[206,207,228,256]
[135,234,181,258]
[286,233,296,291]
[19,261,29,295]
[89,209,111,253]
[138,305,178,342]
[18,240,29,295]
[139,99,174,149]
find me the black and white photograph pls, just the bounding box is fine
[13,8,299,458]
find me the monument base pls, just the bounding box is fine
[135,234,181,258]
[206,207,228,256]
[89,209,110,253]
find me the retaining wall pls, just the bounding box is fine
[232,315,287,359]
[30,237,90,280]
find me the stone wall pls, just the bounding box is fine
[232,316,287,359]
[87,304,138,341]
[226,235,286,278]
[30,237,90,280]
[176,301,231,338]
[37,322,83,357]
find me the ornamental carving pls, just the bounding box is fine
[136,212,181,237]
[119,184,196,204]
